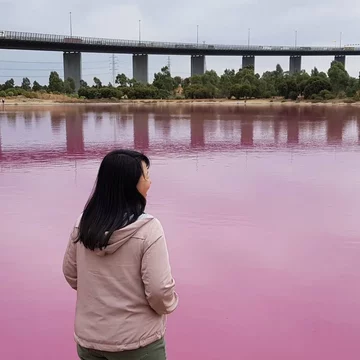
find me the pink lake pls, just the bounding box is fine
[1,104,360,359]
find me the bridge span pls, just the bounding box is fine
[1,30,359,89]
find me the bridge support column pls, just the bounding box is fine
[242,55,255,70]
[132,54,148,83]
[289,55,301,75]
[334,55,346,67]
[191,55,205,76]
[63,52,82,92]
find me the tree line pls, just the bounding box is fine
[0,61,359,102]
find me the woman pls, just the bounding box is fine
[63,149,179,360]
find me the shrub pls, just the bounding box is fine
[319,90,335,100]
[288,91,298,101]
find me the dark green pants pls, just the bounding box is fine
[77,338,166,360]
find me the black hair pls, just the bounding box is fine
[76,149,150,250]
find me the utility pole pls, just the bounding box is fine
[139,20,141,42]
[248,28,251,47]
[197,25,199,46]
[167,56,171,73]
[340,32,342,48]
[112,54,116,85]
[109,54,118,85]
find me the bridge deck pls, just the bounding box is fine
[1,30,360,56]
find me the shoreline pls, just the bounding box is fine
[1,97,360,107]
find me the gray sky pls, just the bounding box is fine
[0,0,359,85]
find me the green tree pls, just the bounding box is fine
[64,78,76,94]
[32,81,42,92]
[173,76,182,87]
[48,72,64,93]
[115,73,128,87]
[219,69,236,98]
[303,77,331,99]
[93,77,102,88]
[328,61,349,95]
[275,64,284,77]
[311,67,319,77]
[80,80,88,88]
[128,78,138,87]
[345,77,359,97]
[153,66,176,98]
[21,77,31,91]
[4,78,14,90]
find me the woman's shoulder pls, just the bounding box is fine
[138,213,165,237]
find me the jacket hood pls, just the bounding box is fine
[76,213,154,257]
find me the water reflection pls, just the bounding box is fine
[65,111,84,155]
[0,105,360,166]
[133,110,149,150]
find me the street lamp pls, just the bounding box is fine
[340,32,342,48]
[295,30,297,48]
[69,12,73,37]
[138,20,141,42]
[248,28,250,47]
[197,25,199,46]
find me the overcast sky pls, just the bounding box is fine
[0,0,359,85]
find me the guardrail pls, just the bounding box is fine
[1,30,360,52]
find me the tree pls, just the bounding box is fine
[153,66,176,97]
[345,77,359,97]
[93,77,102,88]
[275,64,284,77]
[230,82,252,99]
[64,78,76,94]
[128,78,138,88]
[4,78,14,90]
[173,76,182,87]
[80,80,88,88]
[32,81,42,92]
[21,77,31,91]
[303,78,331,99]
[48,72,64,93]
[328,61,349,95]
[115,73,128,87]
[311,67,319,77]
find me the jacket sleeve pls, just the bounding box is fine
[62,227,78,290]
[141,220,179,315]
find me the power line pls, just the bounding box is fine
[0,59,130,64]
[0,60,62,64]
[0,68,63,71]
[0,75,50,78]
[0,71,112,78]
[0,66,111,71]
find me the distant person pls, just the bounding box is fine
[63,149,179,360]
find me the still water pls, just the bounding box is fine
[1,104,360,359]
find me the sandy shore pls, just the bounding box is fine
[1,97,360,107]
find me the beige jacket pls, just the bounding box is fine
[63,214,178,352]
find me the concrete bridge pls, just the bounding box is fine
[1,30,360,89]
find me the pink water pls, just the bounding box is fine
[1,104,360,359]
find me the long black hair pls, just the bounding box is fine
[76,149,150,250]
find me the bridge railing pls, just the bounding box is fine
[1,30,359,52]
